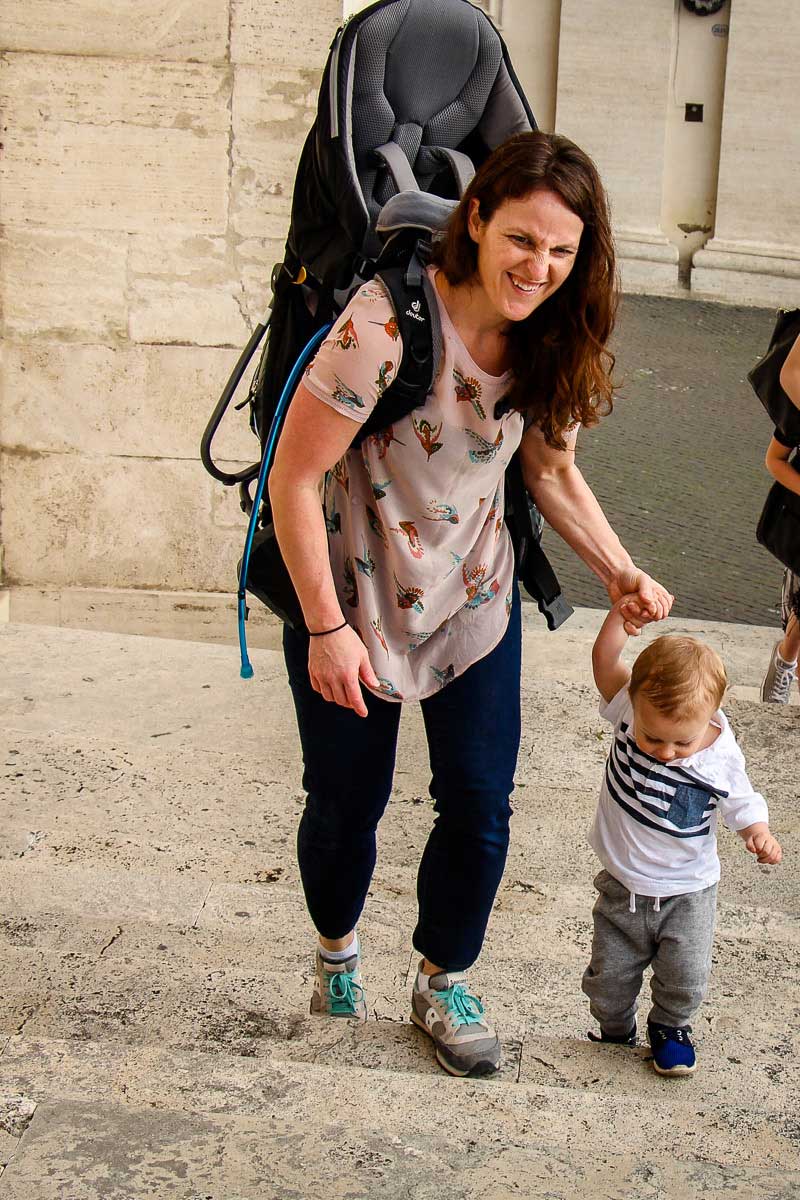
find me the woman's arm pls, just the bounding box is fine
[269,382,380,716]
[765,436,800,497]
[779,334,800,409]
[519,424,673,622]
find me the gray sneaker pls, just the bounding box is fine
[761,639,797,703]
[411,965,501,1077]
[310,948,367,1021]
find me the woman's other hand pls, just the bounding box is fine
[308,625,381,718]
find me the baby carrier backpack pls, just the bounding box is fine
[200,0,573,677]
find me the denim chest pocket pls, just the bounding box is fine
[665,782,713,830]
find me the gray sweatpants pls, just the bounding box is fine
[582,869,717,1035]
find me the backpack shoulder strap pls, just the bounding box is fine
[504,452,573,630]
[352,246,439,445]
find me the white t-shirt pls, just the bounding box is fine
[589,687,768,897]
[304,269,524,703]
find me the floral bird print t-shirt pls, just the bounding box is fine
[304,267,525,702]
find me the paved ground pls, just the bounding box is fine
[542,294,783,626]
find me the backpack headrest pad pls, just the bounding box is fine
[351,0,505,209]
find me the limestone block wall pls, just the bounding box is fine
[0,0,341,637]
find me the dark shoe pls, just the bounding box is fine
[588,1024,637,1047]
[411,964,501,1078]
[647,1020,696,1076]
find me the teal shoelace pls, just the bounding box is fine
[326,969,364,1015]
[435,983,485,1027]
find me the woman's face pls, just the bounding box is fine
[467,187,584,325]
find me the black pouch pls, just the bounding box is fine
[748,308,800,444]
[756,457,800,575]
[239,523,306,632]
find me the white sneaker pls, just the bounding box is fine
[760,639,797,704]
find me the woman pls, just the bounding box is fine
[269,131,673,1078]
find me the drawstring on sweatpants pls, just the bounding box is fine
[628,891,662,913]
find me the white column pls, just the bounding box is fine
[692,0,800,305]
[660,2,731,279]
[556,0,680,295]
[483,0,562,134]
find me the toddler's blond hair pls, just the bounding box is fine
[628,635,727,716]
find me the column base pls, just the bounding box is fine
[616,233,682,297]
[692,240,800,307]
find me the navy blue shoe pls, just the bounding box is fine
[647,1021,696,1076]
[588,1024,637,1047]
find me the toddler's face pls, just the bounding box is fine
[631,696,715,763]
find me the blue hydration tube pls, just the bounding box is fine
[237,322,333,679]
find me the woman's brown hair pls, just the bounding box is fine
[431,131,619,448]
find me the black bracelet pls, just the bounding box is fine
[308,620,348,637]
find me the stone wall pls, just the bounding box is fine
[0,0,341,639]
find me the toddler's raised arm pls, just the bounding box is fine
[592,596,639,703]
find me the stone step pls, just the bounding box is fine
[3,1097,796,1200]
[2,1033,800,1198]
[1,616,794,767]
[4,738,797,882]
[2,862,797,1120]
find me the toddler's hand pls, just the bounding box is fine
[616,593,661,637]
[744,826,782,865]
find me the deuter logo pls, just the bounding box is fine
[405,298,425,323]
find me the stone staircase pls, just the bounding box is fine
[1,613,798,1199]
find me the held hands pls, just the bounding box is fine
[308,623,381,718]
[740,822,783,865]
[607,569,674,637]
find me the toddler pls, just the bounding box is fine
[582,598,782,1076]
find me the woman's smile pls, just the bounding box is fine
[508,273,543,295]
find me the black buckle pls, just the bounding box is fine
[537,592,574,632]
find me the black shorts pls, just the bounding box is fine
[781,569,800,628]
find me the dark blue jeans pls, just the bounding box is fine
[282,586,522,971]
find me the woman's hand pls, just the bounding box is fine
[607,568,673,635]
[308,625,381,718]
